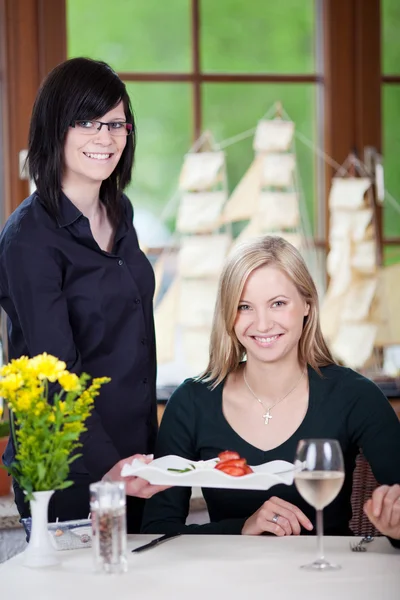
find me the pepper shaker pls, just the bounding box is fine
[90,481,127,573]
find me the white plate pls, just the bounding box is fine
[120,455,296,490]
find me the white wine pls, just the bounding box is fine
[294,470,344,510]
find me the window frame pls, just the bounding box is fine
[118,0,324,245]
[1,0,66,217]
[2,0,399,257]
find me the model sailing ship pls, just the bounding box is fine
[155,109,318,387]
[222,110,302,249]
[221,104,322,294]
[154,132,231,385]
[320,155,400,375]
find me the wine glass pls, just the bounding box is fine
[294,439,345,571]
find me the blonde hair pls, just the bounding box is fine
[201,236,334,386]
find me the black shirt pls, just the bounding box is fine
[142,364,400,544]
[0,192,158,481]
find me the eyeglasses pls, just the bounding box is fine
[70,120,133,137]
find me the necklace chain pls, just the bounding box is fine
[243,367,306,425]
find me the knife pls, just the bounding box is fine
[131,532,182,553]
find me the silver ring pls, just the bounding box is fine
[271,513,280,524]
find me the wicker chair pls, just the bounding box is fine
[349,450,380,537]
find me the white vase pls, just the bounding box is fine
[23,490,60,568]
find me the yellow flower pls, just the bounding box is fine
[2,352,109,499]
[33,401,47,417]
[58,372,81,393]
[15,393,33,412]
[29,353,66,382]
[0,356,30,377]
[64,422,83,434]
[92,377,111,388]
[0,373,24,396]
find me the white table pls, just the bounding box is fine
[0,535,399,600]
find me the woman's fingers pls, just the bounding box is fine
[265,503,299,535]
[363,498,373,520]
[243,496,313,536]
[102,455,170,499]
[125,477,170,498]
[370,485,390,518]
[260,518,287,537]
[364,485,400,538]
[390,496,400,528]
[269,496,314,531]
[103,454,154,482]
[388,485,400,528]
[250,506,287,536]
[380,484,400,528]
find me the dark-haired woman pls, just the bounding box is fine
[0,57,165,532]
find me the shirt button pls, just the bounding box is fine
[134,298,141,304]
[141,338,146,345]
[143,378,148,384]
[118,259,124,266]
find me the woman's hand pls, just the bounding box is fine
[103,454,170,499]
[363,484,400,540]
[241,496,314,536]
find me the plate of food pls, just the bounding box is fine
[120,451,296,490]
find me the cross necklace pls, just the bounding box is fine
[243,367,306,425]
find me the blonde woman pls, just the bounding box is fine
[142,236,400,541]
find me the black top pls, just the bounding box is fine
[0,192,158,481]
[142,364,400,543]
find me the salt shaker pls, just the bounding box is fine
[90,481,127,573]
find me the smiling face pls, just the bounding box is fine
[234,264,310,367]
[62,101,127,189]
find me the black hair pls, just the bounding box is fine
[27,57,135,226]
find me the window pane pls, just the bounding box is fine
[382,0,400,74]
[67,0,191,72]
[384,245,400,266]
[124,83,192,245]
[202,83,318,232]
[382,86,400,238]
[201,0,315,74]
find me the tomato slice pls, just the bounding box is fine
[215,458,247,470]
[217,451,241,462]
[218,465,247,477]
[214,450,253,476]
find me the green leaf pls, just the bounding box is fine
[167,467,194,473]
[36,462,46,481]
[56,480,74,490]
[58,432,81,442]
[67,453,82,465]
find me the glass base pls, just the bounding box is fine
[101,559,128,574]
[300,558,341,571]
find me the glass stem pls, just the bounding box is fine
[316,509,324,562]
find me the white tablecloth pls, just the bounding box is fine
[1,535,399,600]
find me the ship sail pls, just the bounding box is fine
[222,107,320,304]
[320,165,395,370]
[155,133,231,384]
[222,112,305,253]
